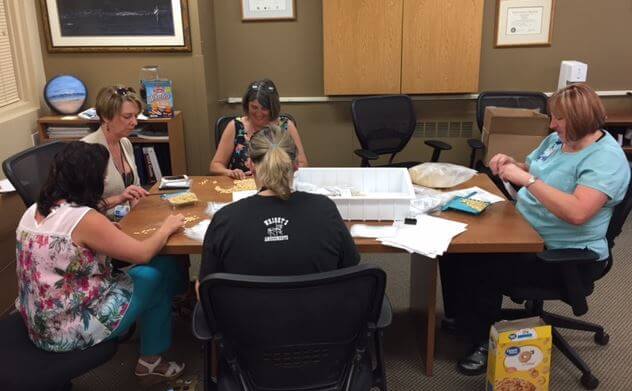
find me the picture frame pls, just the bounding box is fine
[495,0,555,48]
[40,0,191,53]
[241,0,296,22]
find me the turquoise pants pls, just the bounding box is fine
[108,256,187,356]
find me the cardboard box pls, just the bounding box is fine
[487,317,552,391]
[482,107,550,166]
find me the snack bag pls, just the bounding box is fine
[144,79,174,118]
[487,317,552,391]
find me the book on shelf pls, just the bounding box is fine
[136,129,168,141]
[133,145,148,185]
[46,126,91,139]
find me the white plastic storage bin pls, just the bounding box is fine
[295,167,415,221]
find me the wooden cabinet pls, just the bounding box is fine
[323,0,484,95]
[37,111,187,179]
[0,192,25,317]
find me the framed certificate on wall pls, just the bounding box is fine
[495,0,555,47]
[241,0,296,21]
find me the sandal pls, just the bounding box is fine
[135,356,185,383]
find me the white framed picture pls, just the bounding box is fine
[495,0,555,47]
[241,0,296,21]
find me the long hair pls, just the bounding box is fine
[249,125,297,200]
[37,141,110,216]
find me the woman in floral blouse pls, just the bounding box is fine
[15,141,186,383]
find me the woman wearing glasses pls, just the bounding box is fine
[82,86,149,219]
[209,79,308,179]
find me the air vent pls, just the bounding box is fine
[414,120,475,138]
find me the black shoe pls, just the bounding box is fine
[441,317,459,335]
[457,343,488,376]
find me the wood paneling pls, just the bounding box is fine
[401,0,484,93]
[0,193,25,317]
[323,0,403,95]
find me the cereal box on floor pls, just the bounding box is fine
[487,317,552,391]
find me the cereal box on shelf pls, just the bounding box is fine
[487,317,552,391]
[143,79,174,118]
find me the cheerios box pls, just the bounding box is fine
[487,317,552,391]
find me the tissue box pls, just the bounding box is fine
[482,107,550,166]
[487,317,552,391]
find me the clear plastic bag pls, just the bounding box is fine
[408,163,477,188]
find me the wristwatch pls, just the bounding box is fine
[525,175,538,188]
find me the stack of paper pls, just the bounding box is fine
[377,215,468,258]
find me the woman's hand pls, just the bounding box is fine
[120,185,149,202]
[498,163,531,187]
[159,214,186,236]
[489,154,516,175]
[227,168,250,179]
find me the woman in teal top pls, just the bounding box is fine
[443,84,630,376]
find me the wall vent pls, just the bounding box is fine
[414,120,475,138]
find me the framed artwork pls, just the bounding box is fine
[40,0,191,52]
[241,0,296,21]
[495,0,555,47]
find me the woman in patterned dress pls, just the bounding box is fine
[15,141,187,383]
[209,79,308,179]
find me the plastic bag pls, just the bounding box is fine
[184,219,211,242]
[408,163,477,188]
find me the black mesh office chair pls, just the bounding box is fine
[2,141,67,207]
[194,264,390,391]
[351,95,451,167]
[0,311,118,391]
[215,114,298,147]
[469,91,549,169]
[501,168,632,390]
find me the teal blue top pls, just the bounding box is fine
[516,131,630,260]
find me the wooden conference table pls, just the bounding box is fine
[120,174,543,376]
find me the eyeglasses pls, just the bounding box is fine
[115,87,135,96]
[249,83,275,93]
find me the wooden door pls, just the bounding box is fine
[323,0,404,95]
[401,0,484,93]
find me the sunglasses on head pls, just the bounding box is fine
[115,87,135,96]
[249,83,275,93]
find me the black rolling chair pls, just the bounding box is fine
[194,264,390,391]
[501,169,632,390]
[0,311,118,391]
[469,91,549,169]
[214,114,298,148]
[2,141,67,207]
[351,95,451,168]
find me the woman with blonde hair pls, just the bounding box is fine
[198,124,358,279]
[441,83,630,375]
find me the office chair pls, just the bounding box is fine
[194,264,390,391]
[215,113,298,147]
[501,169,632,390]
[469,91,549,169]
[2,141,67,207]
[0,311,118,391]
[351,95,451,167]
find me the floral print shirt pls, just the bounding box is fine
[15,203,133,352]
[228,116,290,172]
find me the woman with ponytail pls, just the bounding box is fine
[198,125,359,280]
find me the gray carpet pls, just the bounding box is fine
[73,220,632,390]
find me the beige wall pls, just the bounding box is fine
[36,0,214,175]
[35,0,632,170]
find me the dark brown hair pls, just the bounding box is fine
[548,83,606,141]
[241,79,281,122]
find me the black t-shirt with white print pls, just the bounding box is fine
[199,191,360,279]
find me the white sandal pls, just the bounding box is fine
[135,356,185,381]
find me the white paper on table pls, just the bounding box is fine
[0,179,16,193]
[184,219,211,242]
[350,224,397,238]
[232,190,257,202]
[377,215,468,258]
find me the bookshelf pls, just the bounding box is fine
[37,111,187,180]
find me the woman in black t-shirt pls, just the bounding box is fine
[197,125,359,288]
